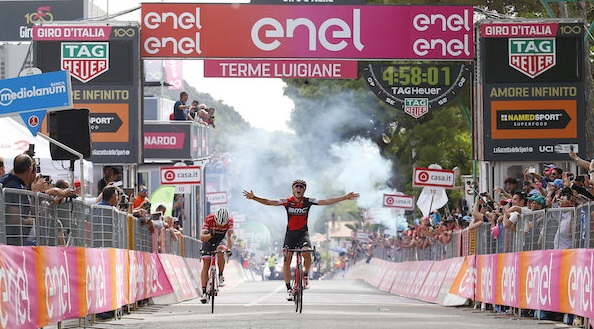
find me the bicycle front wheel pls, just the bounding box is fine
[210,268,216,313]
[295,266,303,313]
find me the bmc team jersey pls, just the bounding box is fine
[278,196,319,231]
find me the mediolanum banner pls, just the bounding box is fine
[140,4,474,60]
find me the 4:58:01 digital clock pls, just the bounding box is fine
[363,62,471,118]
[381,65,453,86]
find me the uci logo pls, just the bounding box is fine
[114,28,136,38]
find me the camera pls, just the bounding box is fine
[143,201,151,210]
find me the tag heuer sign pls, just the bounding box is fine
[61,42,109,83]
[508,38,556,78]
[404,98,429,119]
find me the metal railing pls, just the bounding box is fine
[0,186,202,256]
[371,202,594,262]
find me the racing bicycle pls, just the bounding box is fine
[285,246,316,313]
[201,249,228,313]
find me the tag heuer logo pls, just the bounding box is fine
[404,98,429,119]
[61,42,109,83]
[508,38,556,78]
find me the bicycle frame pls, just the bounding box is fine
[202,250,225,313]
[285,247,315,313]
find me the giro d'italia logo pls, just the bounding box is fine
[508,38,556,78]
[61,42,109,83]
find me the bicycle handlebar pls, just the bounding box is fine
[200,250,232,256]
[284,247,316,253]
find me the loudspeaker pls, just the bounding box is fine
[49,109,92,160]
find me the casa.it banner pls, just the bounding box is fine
[141,4,473,60]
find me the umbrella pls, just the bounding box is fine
[331,246,347,253]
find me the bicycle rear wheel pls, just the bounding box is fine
[210,268,216,313]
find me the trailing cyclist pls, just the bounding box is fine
[199,207,234,304]
[243,179,359,301]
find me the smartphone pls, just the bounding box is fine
[570,144,574,151]
[41,175,51,183]
[122,188,134,198]
[528,167,536,174]
[28,143,35,156]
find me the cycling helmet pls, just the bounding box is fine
[214,208,230,226]
[292,179,307,188]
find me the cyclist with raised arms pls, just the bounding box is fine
[243,180,359,301]
[199,207,234,304]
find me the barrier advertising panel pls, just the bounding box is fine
[141,4,473,60]
[478,20,585,161]
[33,24,142,164]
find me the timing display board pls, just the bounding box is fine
[33,24,142,164]
[478,20,585,161]
[363,62,470,118]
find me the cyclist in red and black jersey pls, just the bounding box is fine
[199,208,234,303]
[243,179,359,301]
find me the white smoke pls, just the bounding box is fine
[229,90,399,239]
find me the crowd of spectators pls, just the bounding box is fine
[170,90,216,128]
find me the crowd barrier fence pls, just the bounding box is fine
[0,186,203,328]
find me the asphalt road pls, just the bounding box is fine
[56,279,578,329]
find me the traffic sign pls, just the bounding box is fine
[413,167,455,189]
[206,192,227,205]
[383,194,414,210]
[160,165,201,185]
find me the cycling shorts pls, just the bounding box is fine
[201,237,228,258]
[283,230,311,250]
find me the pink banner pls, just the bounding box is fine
[0,246,38,329]
[148,253,174,298]
[378,262,398,292]
[449,255,476,300]
[113,249,129,309]
[141,4,473,60]
[164,60,184,90]
[437,257,467,306]
[519,249,561,313]
[33,26,112,41]
[35,247,86,327]
[204,60,358,78]
[129,251,149,303]
[476,254,497,305]
[84,248,114,314]
[157,254,198,302]
[496,253,520,308]
[409,261,433,299]
[480,22,559,38]
[418,260,449,302]
[184,258,203,290]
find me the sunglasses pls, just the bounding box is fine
[294,184,305,189]
[140,189,148,192]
